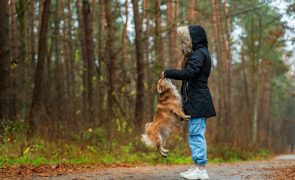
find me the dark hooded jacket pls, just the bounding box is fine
[164,25,216,118]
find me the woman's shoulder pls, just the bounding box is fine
[189,48,208,60]
[191,47,209,54]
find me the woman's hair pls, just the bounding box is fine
[179,54,187,69]
[176,26,192,69]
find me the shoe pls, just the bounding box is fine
[180,166,196,177]
[182,168,209,180]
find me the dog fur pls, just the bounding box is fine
[141,78,190,157]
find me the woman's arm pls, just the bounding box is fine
[163,51,205,80]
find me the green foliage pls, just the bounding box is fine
[208,146,272,163]
[0,124,273,167]
[75,127,107,147]
[0,157,48,166]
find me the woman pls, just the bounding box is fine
[162,25,216,180]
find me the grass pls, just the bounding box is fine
[0,142,272,167]
[0,141,193,167]
[0,126,273,167]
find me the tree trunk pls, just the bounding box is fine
[121,0,130,119]
[27,0,51,137]
[0,0,10,123]
[30,1,36,80]
[224,0,232,127]
[132,0,144,133]
[122,0,128,75]
[64,0,74,102]
[167,0,179,68]
[241,39,251,143]
[97,0,105,119]
[62,0,71,104]
[210,0,225,143]
[188,0,196,24]
[77,1,88,122]
[143,0,154,120]
[9,0,18,120]
[104,0,115,145]
[82,0,95,123]
[155,0,164,68]
[249,17,260,145]
[143,0,153,120]
[54,0,66,117]
[257,61,269,148]
[152,0,164,119]
[219,0,231,139]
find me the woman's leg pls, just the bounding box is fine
[188,117,207,168]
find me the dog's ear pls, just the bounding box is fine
[157,78,169,93]
[157,83,167,93]
[157,80,169,94]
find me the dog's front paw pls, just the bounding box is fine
[181,115,191,121]
[179,117,185,121]
[179,115,191,121]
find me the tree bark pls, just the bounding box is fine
[96,0,105,119]
[167,0,179,68]
[153,0,164,118]
[188,0,197,24]
[63,0,73,104]
[143,0,154,120]
[224,0,232,126]
[0,0,10,123]
[30,1,36,80]
[77,1,88,122]
[122,0,128,71]
[241,39,251,143]
[220,0,231,139]
[54,0,66,117]
[68,0,75,98]
[27,0,51,137]
[104,0,115,144]
[132,0,144,132]
[257,61,269,148]
[210,0,227,143]
[155,0,164,68]
[9,0,18,120]
[249,17,260,145]
[82,0,95,122]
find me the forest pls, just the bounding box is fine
[0,0,295,167]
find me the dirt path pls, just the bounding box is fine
[1,155,294,179]
[34,155,295,180]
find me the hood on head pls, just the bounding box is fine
[176,25,208,56]
[189,25,208,50]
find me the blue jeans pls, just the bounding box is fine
[188,117,207,166]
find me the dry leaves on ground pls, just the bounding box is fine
[0,163,134,179]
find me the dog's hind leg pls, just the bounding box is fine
[159,136,169,153]
[159,149,168,157]
[156,135,168,157]
[160,147,169,153]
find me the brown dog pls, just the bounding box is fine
[141,78,190,157]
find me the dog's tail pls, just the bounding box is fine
[141,134,155,147]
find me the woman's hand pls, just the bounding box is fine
[161,72,165,78]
